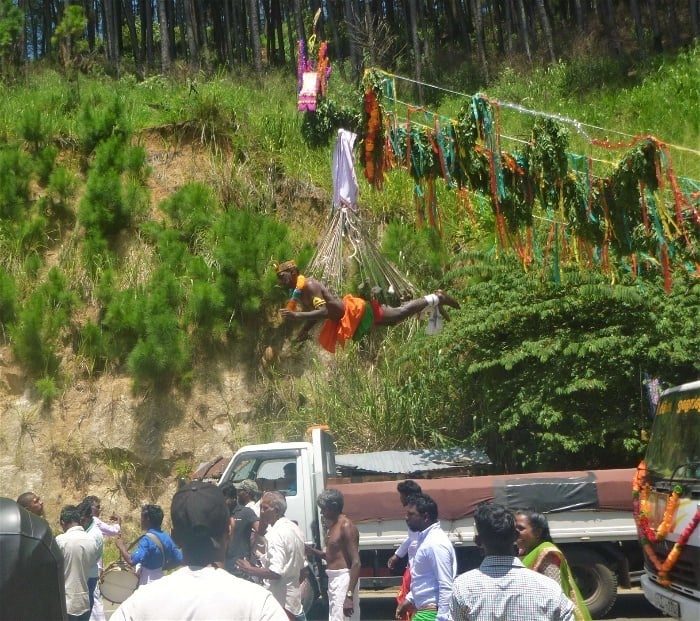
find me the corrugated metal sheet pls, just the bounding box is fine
[335,447,491,476]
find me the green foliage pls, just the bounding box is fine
[391,254,700,471]
[34,145,59,186]
[76,95,130,156]
[35,376,60,404]
[300,97,361,148]
[210,209,292,327]
[0,0,23,73]
[76,320,110,374]
[382,221,447,285]
[78,135,150,251]
[525,117,570,208]
[0,266,16,328]
[159,183,217,246]
[17,107,50,154]
[51,5,88,72]
[0,143,32,219]
[126,271,191,389]
[557,56,629,95]
[259,341,456,452]
[42,166,78,220]
[10,293,60,377]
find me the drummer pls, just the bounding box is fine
[114,504,182,584]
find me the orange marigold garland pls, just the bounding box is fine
[632,460,700,586]
[361,71,386,190]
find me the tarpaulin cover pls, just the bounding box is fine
[334,468,635,523]
[0,497,67,620]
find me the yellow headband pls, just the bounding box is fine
[274,260,296,274]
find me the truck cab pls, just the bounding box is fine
[638,380,700,619]
[218,427,335,550]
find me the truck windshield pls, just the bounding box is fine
[646,386,700,480]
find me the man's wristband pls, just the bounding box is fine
[346,590,353,598]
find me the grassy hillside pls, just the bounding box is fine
[0,49,699,475]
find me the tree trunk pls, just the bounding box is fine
[101,0,120,72]
[234,0,248,65]
[140,0,155,72]
[629,0,645,51]
[417,0,430,66]
[691,0,700,40]
[158,0,172,73]
[183,0,199,73]
[293,0,305,45]
[534,0,555,63]
[122,0,144,77]
[247,0,263,76]
[470,0,489,82]
[273,0,285,65]
[84,0,96,52]
[571,0,585,30]
[648,0,663,51]
[514,0,531,63]
[664,0,679,48]
[407,0,423,103]
[446,0,462,51]
[324,0,343,74]
[343,0,360,79]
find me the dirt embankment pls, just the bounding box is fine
[0,125,327,531]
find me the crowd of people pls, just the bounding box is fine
[3,477,591,621]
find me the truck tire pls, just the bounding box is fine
[566,548,618,619]
[301,572,320,614]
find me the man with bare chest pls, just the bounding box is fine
[275,261,460,353]
[306,489,361,621]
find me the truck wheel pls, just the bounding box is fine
[567,549,618,619]
[301,572,320,614]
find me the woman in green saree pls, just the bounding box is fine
[515,510,592,621]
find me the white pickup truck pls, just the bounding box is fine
[215,427,641,618]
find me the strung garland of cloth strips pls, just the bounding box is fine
[632,461,700,586]
[358,68,700,292]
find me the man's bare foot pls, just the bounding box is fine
[436,290,461,309]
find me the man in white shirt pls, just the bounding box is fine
[237,491,307,620]
[387,480,423,620]
[450,503,575,621]
[112,481,287,621]
[56,505,100,621]
[395,494,456,621]
[82,495,120,621]
[78,499,103,617]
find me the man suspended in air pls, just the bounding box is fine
[276,260,460,353]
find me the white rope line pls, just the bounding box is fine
[381,71,700,157]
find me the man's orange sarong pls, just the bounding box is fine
[317,294,367,353]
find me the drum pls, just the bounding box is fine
[99,561,139,604]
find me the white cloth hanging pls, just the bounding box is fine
[332,129,358,211]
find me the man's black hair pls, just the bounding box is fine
[219,482,237,500]
[59,505,81,525]
[397,480,422,496]
[141,504,164,529]
[474,502,517,548]
[408,493,438,522]
[77,499,94,521]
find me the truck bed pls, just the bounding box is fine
[332,468,637,548]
